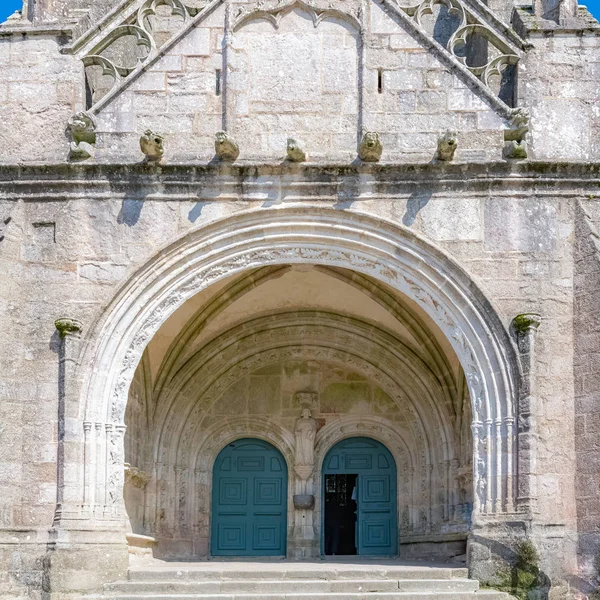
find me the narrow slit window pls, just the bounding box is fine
[377,68,383,94]
[216,69,221,96]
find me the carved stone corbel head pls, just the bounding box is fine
[67,112,96,161]
[359,131,382,162]
[215,131,240,162]
[437,130,458,161]
[503,108,530,160]
[286,138,307,162]
[140,130,164,162]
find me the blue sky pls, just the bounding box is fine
[0,0,599,27]
[1,0,21,22]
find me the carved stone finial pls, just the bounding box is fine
[437,129,458,161]
[359,131,382,162]
[512,313,541,334]
[504,108,529,160]
[55,318,83,338]
[215,131,240,162]
[140,130,164,162]
[286,138,306,162]
[68,112,96,161]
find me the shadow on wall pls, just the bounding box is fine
[118,199,145,227]
[403,190,433,226]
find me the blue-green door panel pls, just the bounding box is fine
[323,437,397,556]
[211,439,287,556]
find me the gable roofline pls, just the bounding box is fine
[85,0,225,115]
[80,0,523,121]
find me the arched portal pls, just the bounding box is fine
[211,438,288,557]
[70,207,519,562]
[322,437,397,557]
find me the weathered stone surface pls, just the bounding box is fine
[0,0,599,597]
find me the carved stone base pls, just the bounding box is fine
[44,530,128,599]
[293,494,315,510]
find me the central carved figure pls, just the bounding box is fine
[295,408,317,468]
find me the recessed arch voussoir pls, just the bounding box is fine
[79,207,519,517]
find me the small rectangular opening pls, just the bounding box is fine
[324,473,358,556]
[377,68,383,94]
[216,69,221,96]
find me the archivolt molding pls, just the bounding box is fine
[152,266,290,403]
[78,207,518,518]
[315,267,458,411]
[154,265,458,415]
[314,416,412,474]
[154,313,451,467]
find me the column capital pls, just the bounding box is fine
[512,313,541,335]
[55,317,83,338]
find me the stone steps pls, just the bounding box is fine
[126,565,469,581]
[106,578,481,593]
[96,593,512,600]
[91,563,514,600]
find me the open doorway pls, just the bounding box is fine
[324,473,357,555]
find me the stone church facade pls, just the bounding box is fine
[1,0,600,597]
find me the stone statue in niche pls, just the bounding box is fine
[437,130,458,161]
[140,130,164,162]
[286,138,307,162]
[503,108,529,160]
[358,131,382,162]
[295,408,317,469]
[68,112,96,161]
[215,131,240,162]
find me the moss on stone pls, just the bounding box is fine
[483,541,546,600]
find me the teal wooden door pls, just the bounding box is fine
[211,438,288,556]
[323,437,397,556]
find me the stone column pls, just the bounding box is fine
[53,317,83,526]
[512,313,541,515]
[46,319,129,598]
[292,409,318,558]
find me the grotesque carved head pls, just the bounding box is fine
[140,130,164,161]
[437,129,458,162]
[505,108,530,142]
[286,137,306,162]
[68,112,96,145]
[359,131,382,162]
[215,131,240,162]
